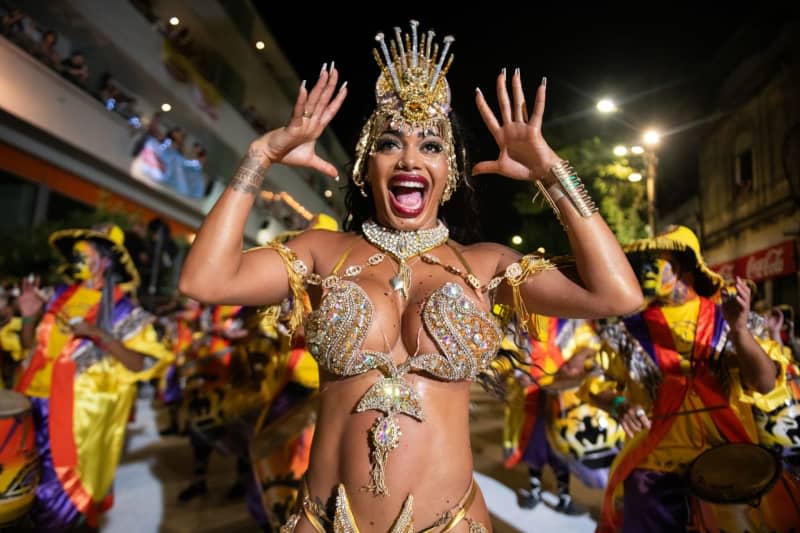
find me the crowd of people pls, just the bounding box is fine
[1,16,799,533]
[0,1,216,201]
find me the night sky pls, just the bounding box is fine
[262,10,794,242]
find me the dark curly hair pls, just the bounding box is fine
[341,112,482,244]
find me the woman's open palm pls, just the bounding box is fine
[473,69,560,182]
[251,64,347,178]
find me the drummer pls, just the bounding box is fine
[499,314,609,515]
[15,224,173,531]
[177,303,246,503]
[584,226,794,532]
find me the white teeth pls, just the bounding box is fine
[393,180,425,189]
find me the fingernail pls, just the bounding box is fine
[321,62,327,74]
[475,87,482,94]
[300,79,306,89]
[541,76,547,87]
[330,61,335,71]
[514,67,520,77]
[501,67,506,77]
[340,80,348,90]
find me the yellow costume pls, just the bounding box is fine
[17,225,172,530]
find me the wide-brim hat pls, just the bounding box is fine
[49,224,140,292]
[623,225,725,297]
[270,213,340,244]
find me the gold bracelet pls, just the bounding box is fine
[547,183,565,203]
[550,160,598,217]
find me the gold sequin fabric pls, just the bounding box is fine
[305,280,501,381]
[415,282,502,380]
[282,480,487,533]
[305,281,397,376]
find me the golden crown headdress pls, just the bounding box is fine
[372,20,455,125]
[353,21,461,202]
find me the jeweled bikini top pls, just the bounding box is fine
[305,279,501,382]
[271,233,554,497]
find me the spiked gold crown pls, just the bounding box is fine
[372,20,454,126]
[353,21,460,203]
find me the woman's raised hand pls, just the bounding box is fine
[473,68,561,182]
[250,63,347,178]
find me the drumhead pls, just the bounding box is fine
[688,443,781,504]
[0,390,31,418]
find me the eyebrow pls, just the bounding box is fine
[381,128,442,140]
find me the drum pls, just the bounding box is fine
[181,353,228,438]
[0,390,38,526]
[687,443,794,533]
[546,387,624,488]
[250,396,316,529]
[753,375,800,476]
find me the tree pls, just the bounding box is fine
[512,137,648,256]
[0,207,135,285]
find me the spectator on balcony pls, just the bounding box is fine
[35,30,61,70]
[99,72,137,119]
[182,142,209,199]
[1,7,24,37]
[165,127,186,155]
[2,7,39,53]
[61,51,89,88]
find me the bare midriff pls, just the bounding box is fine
[306,370,481,530]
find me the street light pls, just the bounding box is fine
[643,129,662,146]
[596,98,617,113]
[612,133,660,236]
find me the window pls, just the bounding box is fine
[734,148,753,189]
[0,173,37,227]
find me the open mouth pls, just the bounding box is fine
[388,174,428,217]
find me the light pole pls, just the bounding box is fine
[642,129,661,236]
[610,130,661,237]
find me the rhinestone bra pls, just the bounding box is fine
[305,280,501,381]
[302,264,502,496]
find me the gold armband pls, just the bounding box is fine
[503,254,556,338]
[257,240,311,336]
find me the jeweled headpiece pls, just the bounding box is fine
[353,21,461,203]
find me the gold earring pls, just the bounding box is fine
[440,174,458,204]
[353,175,368,197]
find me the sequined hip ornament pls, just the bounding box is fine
[356,375,424,496]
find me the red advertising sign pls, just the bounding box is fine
[711,240,797,282]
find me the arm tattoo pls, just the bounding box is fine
[230,149,267,195]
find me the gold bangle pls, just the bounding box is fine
[547,183,565,203]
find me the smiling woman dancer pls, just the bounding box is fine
[180,21,642,533]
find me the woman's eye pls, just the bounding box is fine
[422,142,443,153]
[377,138,400,151]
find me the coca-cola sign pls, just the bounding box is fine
[711,241,797,282]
